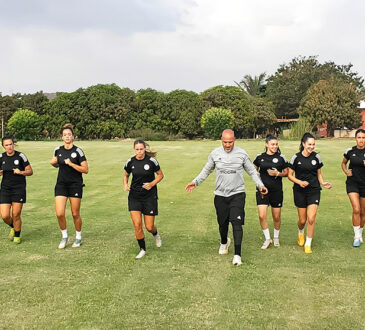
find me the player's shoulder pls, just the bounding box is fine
[18,151,28,162]
[73,145,85,157]
[149,156,159,167]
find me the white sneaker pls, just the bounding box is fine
[232,255,242,266]
[72,239,82,248]
[273,238,280,247]
[219,237,231,255]
[155,233,162,248]
[261,239,272,250]
[135,249,146,259]
[58,237,69,249]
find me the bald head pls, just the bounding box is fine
[221,129,235,152]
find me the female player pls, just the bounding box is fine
[123,140,164,259]
[253,135,288,249]
[341,128,365,247]
[288,133,332,254]
[50,124,88,249]
[0,136,33,244]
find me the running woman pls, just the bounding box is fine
[50,124,88,249]
[341,128,365,247]
[288,133,332,254]
[123,140,164,259]
[0,136,33,244]
[186,129,268,266]
[253,135,288,249]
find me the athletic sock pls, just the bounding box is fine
[263,228,270,240]
[274,228,280,238]
[353,226,360,239]
[152,230,158,236]
[137,238,146,251]
[359,227,364,237]
[305,237,312,247]
[61,229,68,238]
[298,228,304,234]
[76,231,82,240]
[219,223,229,244]
[14,230,21,237]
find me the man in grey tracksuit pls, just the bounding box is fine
[186,129,267,266]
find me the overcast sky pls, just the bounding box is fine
[0,0,364,95]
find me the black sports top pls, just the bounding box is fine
[0,151,30,188]
[344,146,365,185]
[124,155,160,199]
[54,145,86,185]
[253,152,288,192]
[289,152,323,190]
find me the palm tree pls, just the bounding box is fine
[236,73,267,97]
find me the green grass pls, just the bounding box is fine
[0,139,364,329]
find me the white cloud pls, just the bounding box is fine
[0,0,364,95]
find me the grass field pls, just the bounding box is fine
[0,139,364,329]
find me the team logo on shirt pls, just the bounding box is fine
[14,160,19,165]
[71,152,77,158]
[261,159,264,162]
[144,164,150,170]
[311,160,317,165]
[272,158,278,163]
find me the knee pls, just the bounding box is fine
[232,223,243,233]
[298,218,306,225]
[273,216,281,224]
[353,207,361,216]
[12,212,21,221]
[71,211,80,219]
[307,218,315,226]
[56,211,65,219]
[258,215,266,222]
[145,224,154,232]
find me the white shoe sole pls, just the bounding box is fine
[135,250,146,259]
[219,237,231,255]
[155,235,162,248]
[58,238,69,249]
[261,239,272,250]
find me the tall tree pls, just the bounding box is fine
[266,56,364,118]
[299,77,361,136]
[237,73,266,97]
[200,86,251,137]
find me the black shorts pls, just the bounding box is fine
[0,186,26,204]
[256,190,283,208]
[214,192,245,226]
[346,179,365,198]
[128,194,158,216]
[55,183,83,198]
[293,188,320,208]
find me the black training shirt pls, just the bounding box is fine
[253,152,288,192]
[0,151,30,188]
[344,146,365,185]
[289,152,323,190]
[54,145,86,185]
[124,155,160,199]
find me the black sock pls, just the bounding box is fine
[232,224,243,256]
[219,223,229,244]
[137,238,146,251]
[152,230,158,236]
[9,223,14,228]
[14,230,21,237]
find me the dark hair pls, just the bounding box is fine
[355,129,365,137]
[61,123,74,135]
[1,135,14,146]
[299,132,315,151]
[265,134,281,154]
[134,139,157,157]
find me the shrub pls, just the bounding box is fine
[7,109,41,140]
[201,107,234,139]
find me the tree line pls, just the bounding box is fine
[1,55,364,140]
